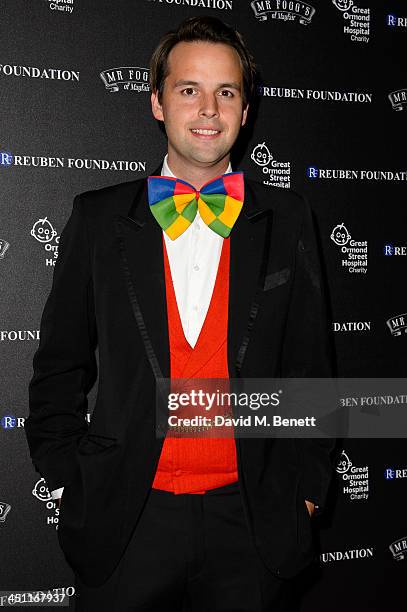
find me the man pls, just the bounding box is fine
[25,15,335,612]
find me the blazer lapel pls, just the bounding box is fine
[228,180,273,377]
[114,161,273,382]
[114,161,170,379]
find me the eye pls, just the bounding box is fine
[181,88,196,95]
[219,90,234,97]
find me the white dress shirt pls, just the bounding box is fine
[51,153,232,500]
[162,153,231,348]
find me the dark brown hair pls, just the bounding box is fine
[149,15,257,110]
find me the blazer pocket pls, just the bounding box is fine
[78,433,118,455]
[263,268,290,291]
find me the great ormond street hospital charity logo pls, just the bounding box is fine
[336,449,352,474]
[332,0,370,43]
[330,223,351,246]
[250,1,316,25]
[332,0,352,11]
[250,142,291,188]
[44,0,74,14]
[32,478,52,503]
[336,450,369,501]
[330,223,368,274]
[31,217,57,243]
[30,217,59,267]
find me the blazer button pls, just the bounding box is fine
[175,469,182,476]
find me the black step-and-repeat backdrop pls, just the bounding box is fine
[1,1,405,609]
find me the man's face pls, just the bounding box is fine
[151,41,249,168]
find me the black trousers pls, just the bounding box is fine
[74,480,296,611]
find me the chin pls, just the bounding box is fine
[192,149,228,164]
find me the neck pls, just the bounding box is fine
[166,150,230,190]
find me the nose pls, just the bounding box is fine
[198,92,220,119]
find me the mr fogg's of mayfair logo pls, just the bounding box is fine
[331,0,370,43]
[0,501,11,524]
[330,223,368,275]
[0,238,10,260]
[386,314,407,337]
[250,0,316,24]
[250,142,291,188]
[100,67,150,93]
[388,89,407,111]
[0,500,11,524]
[336,450,369,501]
[389,537,407,561]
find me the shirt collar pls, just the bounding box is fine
[161,153,232,178]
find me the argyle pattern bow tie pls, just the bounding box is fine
[147,171,244,240]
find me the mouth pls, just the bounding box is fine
[190,128,222,140]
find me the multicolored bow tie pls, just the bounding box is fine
[147,171,244,240]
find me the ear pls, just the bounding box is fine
[151,91,164,122]
[241,103,249,127]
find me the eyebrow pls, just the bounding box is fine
[174,79,241,92]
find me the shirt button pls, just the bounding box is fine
[195,223,200,231]
[175,469,182,476]
[193,264,200,271]
[193,305,198,311]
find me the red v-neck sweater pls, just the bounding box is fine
[151,235,238,494]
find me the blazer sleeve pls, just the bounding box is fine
[281,195,336,515]
[24,193,98,492]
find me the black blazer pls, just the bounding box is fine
[25,160,335,587]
